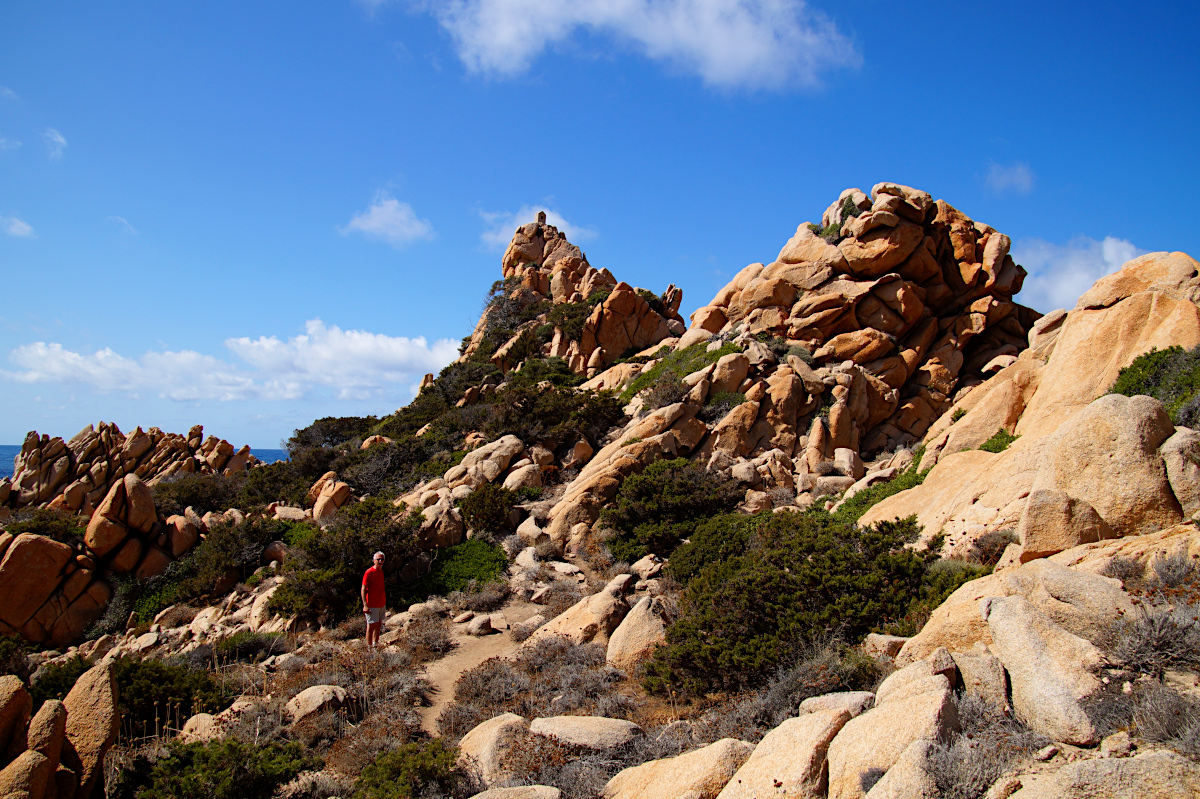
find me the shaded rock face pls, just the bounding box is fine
[3,421,250,515]
[684,183,1037,458]
[460,217,685,376]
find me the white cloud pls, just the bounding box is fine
[985,161,1035,195]
[0,86,16,100]
[2,216,34,237]
[106,216,137,235]
[4,319,459,402]
[339,191,434,247]
[480,205,596,249]
[43,128,67,159]
[419,0,861,90]
[1013,235,1149,313]
[0,136,20,150]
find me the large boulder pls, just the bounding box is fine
[1161,427,1200,516]
[0,535,73,633]
[982,595,1101,745]
[285,685,347,723]
[528,716,642,750]
[604,738,754,799]
[0,676,32,760]
[63,662,119,799]
[716,709,851,799]
[526,576,632,648]
[0,750,52,799]
[1017,489,1115,562]
[826,684,959,799]
[1007,749,1200,798]
[896,558,1131,666]
[1028,393,1181,537]
[606,596,666,673]
[26,699,67,768]
[458,713,530,786]
[470,789,562,799]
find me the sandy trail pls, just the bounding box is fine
[418,597,544,734]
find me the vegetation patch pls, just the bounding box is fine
[831,451,927,524]
[29,654,92,712]
[978,429,1019,453]
[108,738,318,799]
[457,483,540,540]
[644,511,968,695]
[351,739,465,799]
[1109,344,1200,426]
[3,506,86,543]
[400,540,508,607]
[600,458,741,563]
[619,342,741,404]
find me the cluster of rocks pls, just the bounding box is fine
[0,662,119,799]
[1,422,252,518]
[676,183,1038,461]
[447,526,1200,799]
[863,251,1200,560]
[458,212,685,375]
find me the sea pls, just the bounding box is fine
[0,444,288,481]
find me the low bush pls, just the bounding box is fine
[697,391,746,424]
[3,506,86,543]
[114,656,232,737]
[458,483,520,539]
[600,458,742,562]
[831,450,926,524]
[399,540,508,607]
[394,615,458,663]
[1101,554,1146,583]
[449,581,511,613]
[1086,680,1200,760]
[108,738,318,799]
[152,472,244,517]
[645,512,945,695]
[0,636,32,681]
[950,407,967,423]
[619,342,742,404]
[978,429,1019,453]
[351,739,466,799]
[881,558,988,638]
[214,631,292,664]
[1109,344,1200,425]
[1104,605,1200,679]
[29,654,92,711]
[927,693,1049,799]
[439,637,633,739]
[968,528,1017,568]
[544,289,611,343]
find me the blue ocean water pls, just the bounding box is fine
[0,445,19,480]
[0,444,288,481]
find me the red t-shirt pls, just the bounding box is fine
[362,565,385,608]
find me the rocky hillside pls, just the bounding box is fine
[4,185,1200,799]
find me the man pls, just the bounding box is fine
[361,551,386,647]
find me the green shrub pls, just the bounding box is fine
[3,507,85,543]
[401,540,508,606]
[600,458,742,562]
[214,631,291,664]
[831,451,927,524]
[644,512,933,695]
[545,289,611,342]
[288,415,380,452]
[698,391,747,423]
[114,657,232,731]
[352,739,464,799]
[271,498,425,622]
[29,654,91,712]
[951,408,967,423]
[881,558,988,637]
[1110,344,1200,426]
[979,429,1019,453]
[0,636,32,681]
[620,342,742,403]
[109,738,317,799]
[458,483,520,538]
[152,472,243,517]
[666,513,755,584]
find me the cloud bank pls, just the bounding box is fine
[1013,235,1149,312]
[985,161,1035,195]
[480,205,596,249]
[421,0,861,90]
[2,216,33,237]
[339,191,434,247]
[4,320,459,403]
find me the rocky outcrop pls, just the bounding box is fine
[460,215,684,376]
[865,251,1200,557]
[2,422,253,516]
[716,708,850,799]
[63,662,119,799]
[681,183,1037,465]
[604,738,754,799]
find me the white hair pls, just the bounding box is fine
[373,551,385,560]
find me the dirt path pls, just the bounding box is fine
[418,597,543,735]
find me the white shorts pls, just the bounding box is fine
[365,607,385,624]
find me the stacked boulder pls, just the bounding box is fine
[459,212,686,376]
[680,183,1039,460]
[1,422,252,517]
[862,251,1200,560]
[0,662,119,799]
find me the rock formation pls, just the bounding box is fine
[1,422,253,517]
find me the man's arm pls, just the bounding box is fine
[361,578,369,610]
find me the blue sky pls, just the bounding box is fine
[1,1,1197,450]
